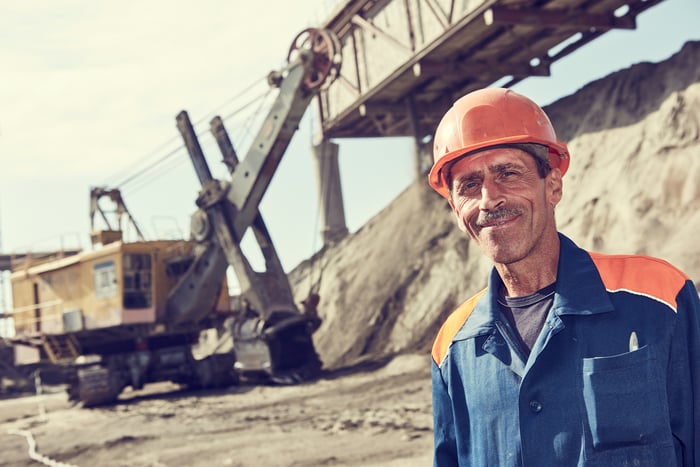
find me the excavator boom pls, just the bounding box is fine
[169,28,341,381]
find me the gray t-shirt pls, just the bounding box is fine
[497,282,556,355]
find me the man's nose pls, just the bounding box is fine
[479,178,505,211]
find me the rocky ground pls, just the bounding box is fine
[0,354,433,467]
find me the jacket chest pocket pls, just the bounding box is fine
[581,345,672,455]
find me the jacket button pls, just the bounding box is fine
[529,400,543,413]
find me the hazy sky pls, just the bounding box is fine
[1,0,698,284]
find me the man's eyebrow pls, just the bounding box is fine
[488,162,522,173]
[453,170,483,183]
[454,162,521,179]
[451,160,528,186]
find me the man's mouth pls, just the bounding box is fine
[474,208,522,230]
[479,218,516,228]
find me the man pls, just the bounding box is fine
[429,87,700,466]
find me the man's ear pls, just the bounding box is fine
[547,168,563,206]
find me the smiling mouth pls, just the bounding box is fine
[477,216,517,229]
[473,208,522,230]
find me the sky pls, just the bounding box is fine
[1,0,699,297]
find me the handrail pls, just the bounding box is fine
[4,300,63,315]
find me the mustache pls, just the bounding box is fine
[474,207,523,227]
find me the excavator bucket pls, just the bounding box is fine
[232,309,322,383]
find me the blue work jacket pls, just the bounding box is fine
[432,234,700,466]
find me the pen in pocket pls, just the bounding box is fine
[629,331,639,352]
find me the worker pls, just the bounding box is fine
[301,292,322,333]
[428,87,700,466]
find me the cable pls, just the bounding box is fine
[103,74,273,192]
[124,87,274,191]
[105,74,268,187]
[7,428,78,467]
[101,134,183,189]
[193,74,270,127]
[225,88,277,150]
[121,149,190,196]
[113,144,184,189]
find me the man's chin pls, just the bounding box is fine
[477,239,524,265]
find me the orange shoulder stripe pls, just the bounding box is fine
[589,252,688,313]
[432,288,487,367]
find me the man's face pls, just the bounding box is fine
[447,147,562,265]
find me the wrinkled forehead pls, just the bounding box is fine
[447,145,538,177]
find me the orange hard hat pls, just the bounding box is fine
[428,88,570,199]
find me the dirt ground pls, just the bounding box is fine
[0,354,433,467]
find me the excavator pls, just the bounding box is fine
[3,28,341,406]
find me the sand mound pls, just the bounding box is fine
[290,40,700,370]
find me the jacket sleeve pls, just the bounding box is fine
[432,358,459,467]
[667,281,700,466]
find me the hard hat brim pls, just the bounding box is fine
[428,136,570,199]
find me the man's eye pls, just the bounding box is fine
[457,181,480,195]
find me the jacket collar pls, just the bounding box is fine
[454,233,614,341]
